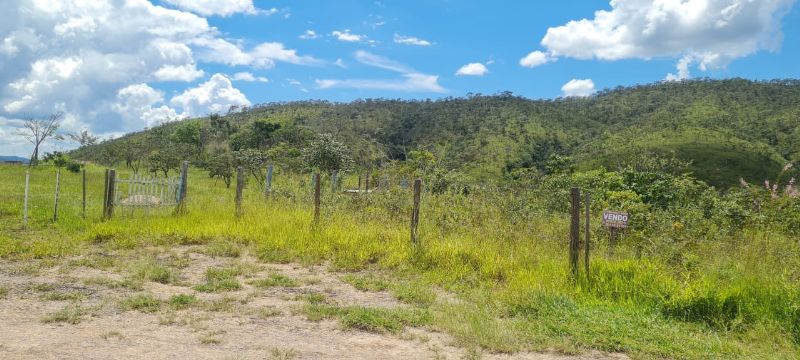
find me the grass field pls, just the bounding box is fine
[1,163,799,359]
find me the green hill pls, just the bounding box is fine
[71,78,800,187]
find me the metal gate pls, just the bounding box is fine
[113,173,181,208]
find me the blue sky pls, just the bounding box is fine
[195,0,800,102]
[0,0,798,156]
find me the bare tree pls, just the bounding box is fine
[68,129,99,147]
[17,112,64,166]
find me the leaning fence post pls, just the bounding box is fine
[53,168,61,222]
[175,160,188,214]
[235,166,244,217]
[81,168,86,219]
[569,187,581,278]
[410,179,422,244]
[313,173,321,224]
[265,164,273,196]
[105,169,116,219]
[23,169,30,228]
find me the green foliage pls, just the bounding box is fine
[72,79,800,188]
[302,133,354,173]
[170,120,204,148]
[148,144,192,176]
[406,149,436,176]
[230,119,281,150]
[204,150,235,188]
[42,151,82,173]
[233,148,268,184]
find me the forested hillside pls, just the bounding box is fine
[72,78,800,187]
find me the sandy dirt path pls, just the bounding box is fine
[0,246,628,360]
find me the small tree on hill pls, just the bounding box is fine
[233,149,269,185]
[302,133,353,174]
[68,129,99,147]
[206,150,235,188]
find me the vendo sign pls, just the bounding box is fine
[602,210,629,229]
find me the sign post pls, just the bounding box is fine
[602,210,628,250]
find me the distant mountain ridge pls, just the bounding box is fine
[0,156,28,163]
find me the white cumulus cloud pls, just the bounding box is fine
[0,0,313,156]
[153,64,205,82]
[163,0,259,17]
[536,0,795,78]
[561,79,595,97]
[455,62,489,76]
[519,50,553,68]
[113,83,185,128]
[170,73,251,116]
[193,38,322,68]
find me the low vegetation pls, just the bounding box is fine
[4,80,800,359]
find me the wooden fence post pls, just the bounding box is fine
[358,175,362,192]
[23,169,30,228]
[410,179,422,244]
[313,173,321,224]
[569,187,581,278]
[265,164,273,196]
[176,160,188,213]
[365,173,370,192]
[105,169,116,219]
[235,166,244,217]
[103,169,109,218]
[53,168,61,222]
[331,170,338,192]
[584,193,591,278]
[82,168,86,219]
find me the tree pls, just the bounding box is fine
[302,133,354,173]
[233,149,269,185]
[68,129,99,147]
[229,119,281,150]
[148,149,182,176]
[170,120,204,149]
[205,150,235,187]
[17,112,63,166]
[406,149,436,175]
[118,138,150,173]
[42,151,82,173]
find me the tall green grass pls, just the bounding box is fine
[1,163,799,358]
